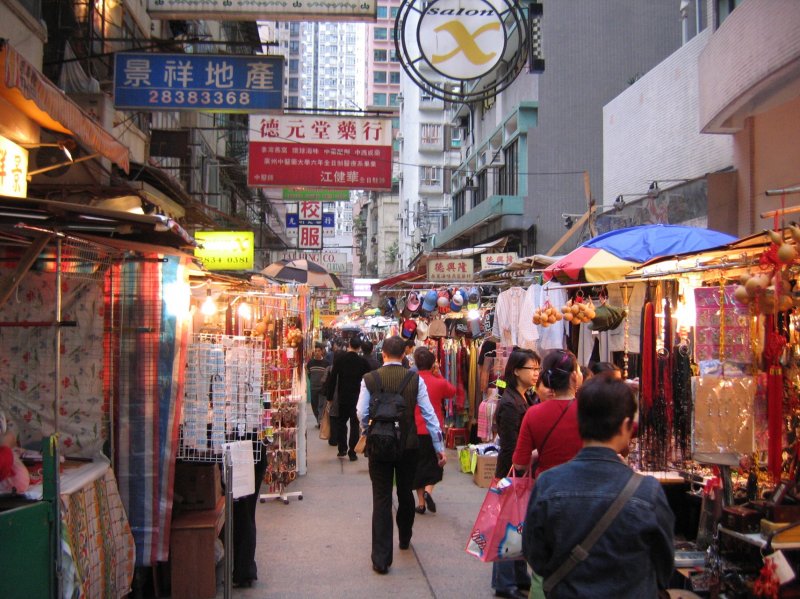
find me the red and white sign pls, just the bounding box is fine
[248,115,393,190]
[299,225,323,249]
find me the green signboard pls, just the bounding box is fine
[281,189,350,202]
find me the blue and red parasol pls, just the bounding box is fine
[543,224,737,284]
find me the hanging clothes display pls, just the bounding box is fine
[492,287,526,346]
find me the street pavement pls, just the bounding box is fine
[226,404,497,599]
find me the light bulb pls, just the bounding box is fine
[201,291,217,316]
[238,301,252,320]
[467,309,480,321]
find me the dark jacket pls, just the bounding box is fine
[363,354,381,371]
[307,358,329,391]
[326,351,370,410]
[523,447,675,598]
[494,387,533,478]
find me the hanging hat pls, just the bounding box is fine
[450,292,464,312]
[416,320,429,341]
[421,290,438,313]
[428,319,447,338]
[406,291,421,313]
[467,287,480,310]
[437,290,451,314]
[384,297,397,317]
[401,319,417,339]
[396,296,406,315]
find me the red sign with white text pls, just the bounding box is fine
[248,115,393,190]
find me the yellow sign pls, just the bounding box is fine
[0,135,28,198]
[195,231,254,271]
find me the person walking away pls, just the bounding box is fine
[512,349,584,598]
[361,339,381,371]
[412,347,455,515]
[523,377,675,598]
[491,348,541,598]
[326,336,370,460]
[307,344,329,426]
[356,336,446,575]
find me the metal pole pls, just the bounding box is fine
[53,236,63,599]
[224,447,233,599]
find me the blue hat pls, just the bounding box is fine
[467,287,480,310]
[421,290,438,313]
[450,293,464,312]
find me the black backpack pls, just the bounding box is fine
[365,370,416,462]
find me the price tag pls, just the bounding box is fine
[765,551,796,585]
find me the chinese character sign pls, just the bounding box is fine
[299,225,323,250]
[146,0,376,21]
[248,115,393,190]
[114,53,283,112]
[0,135,28,198]
[480,252,519,270]
[428,259,474,282]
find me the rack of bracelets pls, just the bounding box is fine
[259,347,304,504]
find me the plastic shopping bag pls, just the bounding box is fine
[466,470,534,562]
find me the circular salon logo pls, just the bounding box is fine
[417,0,507,81]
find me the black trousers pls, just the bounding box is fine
[368,449,419,569]
[232,442,269,584]
[336,404,360,455]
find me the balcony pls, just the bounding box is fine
[419,136,444,152]
[434,194,524,248]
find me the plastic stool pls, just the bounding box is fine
[445,427,467,449]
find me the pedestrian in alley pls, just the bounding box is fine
[411,346,455,515]
[491,347,540,599]
[522,376,675,598]
[326,336,370,461]
[356,336,446,575]
[361,339,381,371]
[307,343,329,426]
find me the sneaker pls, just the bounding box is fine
[337,451,347,457]
[348,452,358,461]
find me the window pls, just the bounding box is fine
[374,49,388,62]
[390,27,397,41]
[716,0,742,26]
[288,96,299,108]
[498,140,518,195]
[289,59,299,74]
[420,166,441,186]
[373,71,387,84]
[389,49,399,62]
[389,93,400,106]
[420,123,442,145]
[374,28,388,40]
[390,6,399,17]
[288,78,299,92]
[453,190,466,220]
[289,41,300,54]
[377,5,387,17]
[450,126,462,148]
[289,22,300,36]
[390,71,400,84]
[373,93,387,106]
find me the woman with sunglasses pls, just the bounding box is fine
[491,348,541,599]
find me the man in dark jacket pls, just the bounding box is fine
[361,339,381,371]
[523,377,674,598]
[306,344,329,426]
[356,335,447,575]
[326,336,370,460]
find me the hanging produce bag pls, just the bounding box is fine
[466,470,534,562]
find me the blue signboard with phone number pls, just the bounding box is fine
[114,52,283,112]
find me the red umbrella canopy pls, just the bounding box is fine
[262,259,342,288]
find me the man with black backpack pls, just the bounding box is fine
[356,335,447,575]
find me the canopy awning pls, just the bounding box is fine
[370,269,425,291]
[0,40,130,172]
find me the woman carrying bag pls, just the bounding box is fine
[491,348,541,599]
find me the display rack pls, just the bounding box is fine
[259,348,304,504]
[179,334,267,462]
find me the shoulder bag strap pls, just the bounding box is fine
[543,473,644,593]
[538,398,574,454]
[397,370,416,394]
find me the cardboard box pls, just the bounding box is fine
[174,462,222,511]
[473,454,497,488]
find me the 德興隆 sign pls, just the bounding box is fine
[428,258,474,282]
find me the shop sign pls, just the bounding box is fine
[353,278,380,297]
[395,0,539,104]
[0,135,28,198]
[282,189,350,202]
[146,0,377,22]
[194,231,254,271]
[285,201,336,247]
[429,258,474,282]
[337,294,356,304]
[248,115,392,190]
[481,252,518,270]
[271,250,348,273]
[114,53,283,112]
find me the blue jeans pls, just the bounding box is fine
[492,559,531,593]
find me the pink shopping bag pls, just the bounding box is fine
[465,470,534,562]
